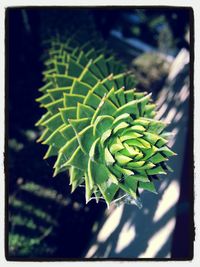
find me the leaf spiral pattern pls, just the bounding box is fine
[36,29,175,207]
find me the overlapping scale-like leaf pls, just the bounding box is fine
[36,29,175,207]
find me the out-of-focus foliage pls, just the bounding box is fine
[131,52,171,92]
[9,181,58,257]
[93,9,189,52]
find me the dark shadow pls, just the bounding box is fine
[6,8,106,259]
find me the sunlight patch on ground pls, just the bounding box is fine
[103,244,112,257]
[115,220,136,254]
[156,88,169,109]
[179,84,190,103]
[155,103,168,120]
[167,91,174,102]
[163,107,177,123]
[85,244,98,258]
[168,127,179,147]
[174,110,184,123]
[159,179,169,193]
[153,180,180,223]
[138,217,176,258]
[168,48,189,81]
[97,204,124,243]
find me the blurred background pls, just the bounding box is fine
[6,7,193,260]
